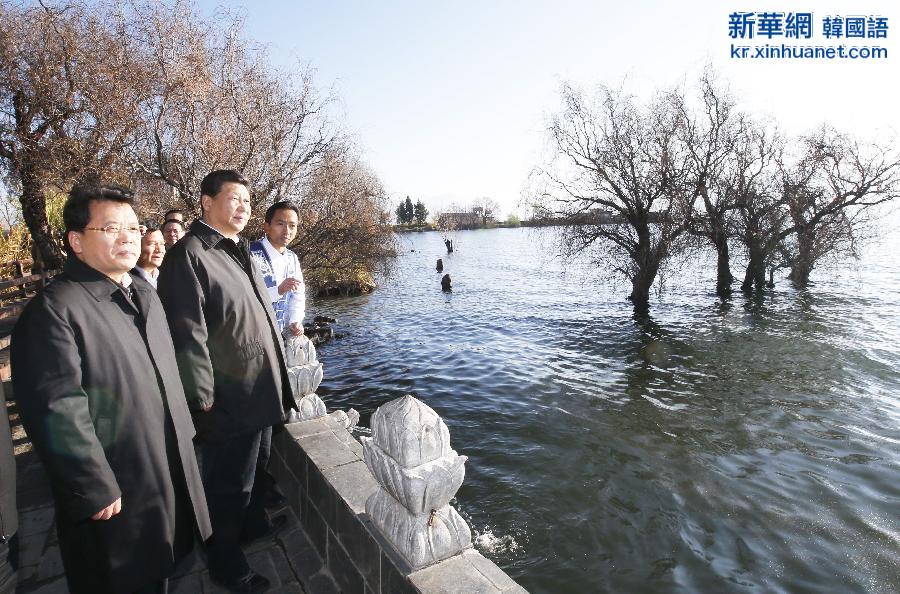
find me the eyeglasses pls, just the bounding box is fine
[84,224,146,237]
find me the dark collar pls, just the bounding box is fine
[129,275,154,319]
[190,219,247,250]
[63,256,126,302]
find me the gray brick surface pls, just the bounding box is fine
[322,460,378,514]
[298,431,358,470]
[410,553,503,594]
[327,535,365,594]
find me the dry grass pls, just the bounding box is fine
[0,224,31,266]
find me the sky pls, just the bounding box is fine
[197,1,899,219]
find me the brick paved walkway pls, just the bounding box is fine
[8,400,340,594]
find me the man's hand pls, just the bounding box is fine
[288,322,304,336]
[91,497,122,521]
[278,277,302,295]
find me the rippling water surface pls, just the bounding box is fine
[311,228,900,594]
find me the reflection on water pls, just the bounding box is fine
[312,228,900,594]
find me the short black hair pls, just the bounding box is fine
[161,219,185,232]
[200,170,249,199]
[63,183,135,253]
[264,200,300,224]
[163,208,184,219]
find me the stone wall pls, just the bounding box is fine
[270,413,527,594]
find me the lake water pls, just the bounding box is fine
[311,227,900,594]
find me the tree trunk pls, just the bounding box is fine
[628,271,653,310]
[628,232,658,310]
[788,229,814,288]
[741,249,766,293]
[18,163,65,270]
[715,236,733,296]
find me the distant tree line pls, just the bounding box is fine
[395,196,428,225]
[531,70,900,309]
[0,0,394,292]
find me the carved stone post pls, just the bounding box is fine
[283,333,327,421]
[361,395,472,571]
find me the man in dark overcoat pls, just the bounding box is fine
[10,183,212,594]
[1,381,17,594]
[158,170,293,593]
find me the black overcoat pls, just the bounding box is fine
[10,257,212,593]
[0,381,15,542]
[157,221,292,441]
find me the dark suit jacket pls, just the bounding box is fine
[157,220,292,441]
[10,256,212,593]
[0,381,15,541]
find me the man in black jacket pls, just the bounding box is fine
[158,170,293,593]
[1,383,17,594]
[11,183,212,593]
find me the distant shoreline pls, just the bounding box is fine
[393,221,561,233]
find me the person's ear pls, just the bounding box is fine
[68,231,84,255]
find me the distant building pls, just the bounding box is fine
[437,210,486,230]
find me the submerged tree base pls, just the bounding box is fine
[309,266,377,297]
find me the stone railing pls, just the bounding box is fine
[272,335,526,593]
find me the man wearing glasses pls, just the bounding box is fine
[158,170,293,593]
[161,218,186,249]
[10,183,211,593]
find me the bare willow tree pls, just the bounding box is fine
[678,72,747,295]
[122,0,336,216]
[292,147,395,295]
[0,0,151,268]
[0,0,394,292]
[707,117,783,293]
[534,83,691,309]
[776,126,900,287]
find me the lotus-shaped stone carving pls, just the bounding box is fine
[366,490,472,571]
[370,395,452,467]
[289,362,323,397]
[292,393,327,421]
[361,437,466,514]
[283,333,317,367]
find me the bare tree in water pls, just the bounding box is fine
[533,82,691,309]
[677,71,749,296]
[776,127,900,287]
[718,120,785,293]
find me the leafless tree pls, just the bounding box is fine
[709,117,785,293]
[291,146,395,295]
[122,0,337,215]
[0,0,151,268]
[471,196,499,226]
[776,127,900,287]
[533,82,691,309]
[677,70,747,295]
[1,0,393,291]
